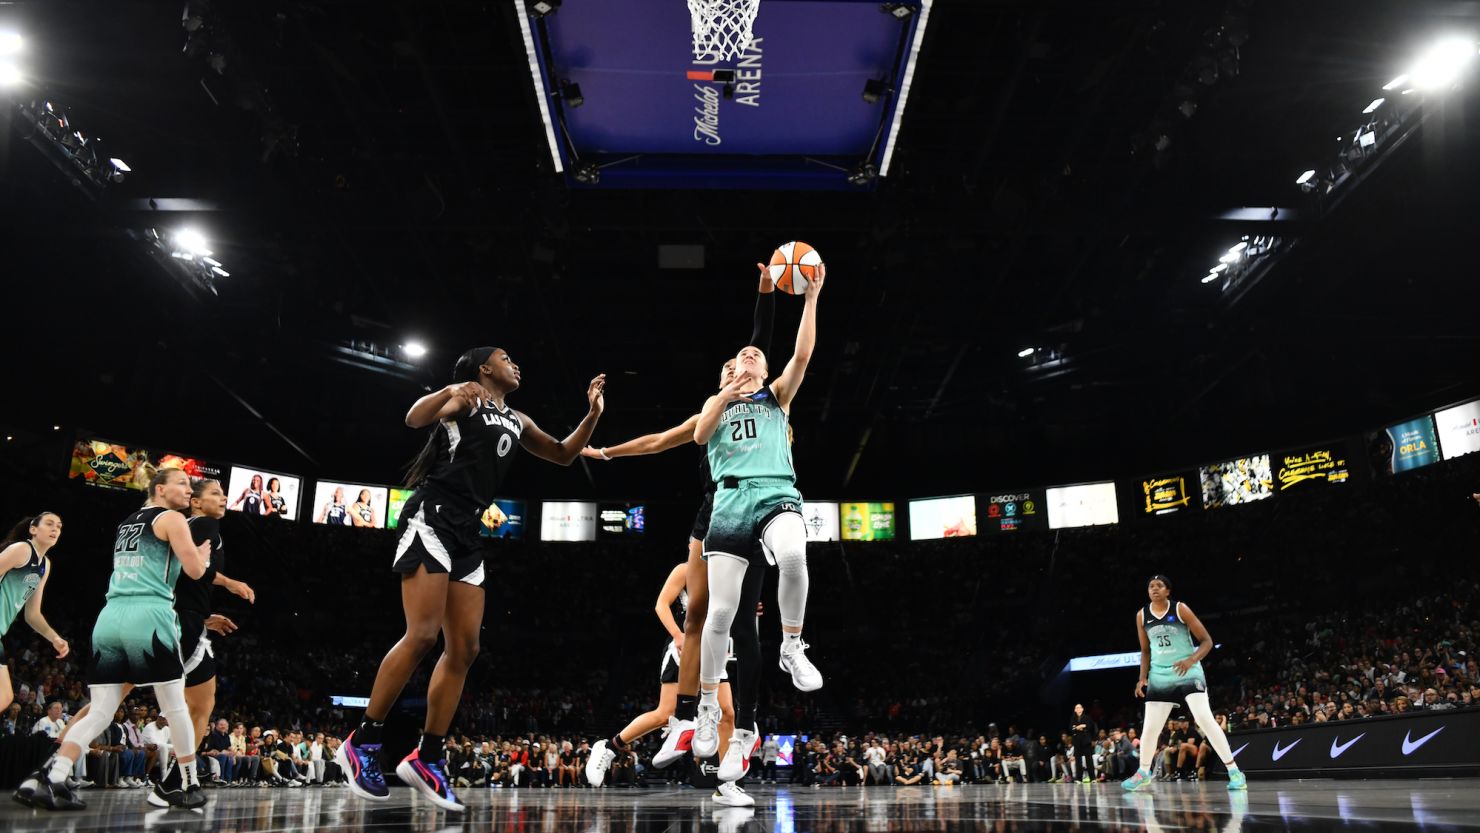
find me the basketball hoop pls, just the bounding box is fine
[688,0,760,62]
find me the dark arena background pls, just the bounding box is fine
[2,0,1480,831]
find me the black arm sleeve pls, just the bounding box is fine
[749,288,775,354]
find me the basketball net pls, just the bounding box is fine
[688,0,760,62]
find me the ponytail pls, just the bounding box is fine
[2,512,59,548]
[404,346,497,489]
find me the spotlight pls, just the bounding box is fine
[403,342,429,359]
[107,157,132,183]
[530,0,561,17]
[573,163,600,184]
[0,32,21,54]
[1407,37,1477,90]
[862,78,889,104]
[1295,169,1316,185]
[1017,347,1035,358]
[1228,241,1248,254]
[173,228,212,257]
[1210,263,1228,273]
[1362,97,1384,114]
[1382,74,1408,91]
[0,62,21,88]
[559,79,584,108]
[1218,251,1241,264]
[847,163,878,186]
[882,3,914,21]
[1201,273,1220,284]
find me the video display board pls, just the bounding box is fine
[908,496,977,540]
[801,501,840,542]
[1199,454,1274,509]
[1368,416,1440,475]
[69,437,227,492]
[226,467,301,520]
[386,489,414,530]
[541,501,598,542]
[479,499,527,540]
[1045,482,1119,529]
[598,502,646,537]
[1125,472,1197,516]
[840,502,895,541]
[1435,400,1480,461]
[1275,445,1352,491]
[311,481,390,528]
[980,490,1045,533]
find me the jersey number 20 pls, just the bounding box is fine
[729,419,757,442]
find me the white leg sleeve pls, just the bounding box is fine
[156,679,197,761]
[1139,701,1174,770]
[1186,692,1237,765]
[761,512,808,628]
[703,554,748,686]
[59,685,127,760]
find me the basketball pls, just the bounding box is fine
[768,241,824,295]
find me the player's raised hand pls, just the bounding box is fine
[449,381,484,410]
[756,262,774,293]
[587,374,607,416]
[804,263,825,300]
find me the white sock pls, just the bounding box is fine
[181,760,198,787]
[783,632,802,647]
[700,688,719,707]
[48,755,73,784]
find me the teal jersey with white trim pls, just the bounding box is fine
[106,507,181,604]
[706,386,795,483]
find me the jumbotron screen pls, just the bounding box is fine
[980,490,1044,533]
[225,467,301,520]
[908,496,977,540]
[840,502,895,541]
[1045,482,1119,529]
[1435,400,1480,460]
[1368,416,1441,475]
[69,437,228,492]
[598,503,646,537]
[1125,472,1197,516]
[386,488,414,530]
[541,501,598,542]
[1275,445,1352,491]
[1199,454,1274,509]
[310,481,391,528]
[479,499,527,540]
[801,501,840,542]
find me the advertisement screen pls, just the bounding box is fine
[1275,445,1352,491]
[1199,454,1274,509]
[800,502,840,542]
[598,503,646,537]
[225,467,302,520]
[1368,416,1440,475]
[1126,472,1197,516]
[766,735,808,767]
[541,501,598,542]
[310,481,391,528]
[908,496,977,540]
[1046,482,1119,529]
[479,499,527,540]
[386,489,414,530]
[69,438,228,492]
[1435,400,1480,461]
[840,502,896,541]
[981,490,1045,533]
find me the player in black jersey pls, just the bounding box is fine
[230,474,266,516]
[339,346,605,812]
[264,478,289,518]
[34,477,256,805]
[317,487,352,526]
[351,489,379,527]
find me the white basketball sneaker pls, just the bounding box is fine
[692,701,723,759]
[718,725,760,783]
[779,637,824,691]
[712,780,755,807]
[585,740,616,787]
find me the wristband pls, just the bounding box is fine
[599,447,612,461]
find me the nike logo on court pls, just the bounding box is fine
[1402,727,1444,755]
[1230,743,1249,759]
[1329,734,1365,758]
[1271,739,1301,761]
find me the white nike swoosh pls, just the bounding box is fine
[1329,733,1365,758]
[1401,727,1444,756]
[1271,739,1301,761]
[1231,742,1249,759]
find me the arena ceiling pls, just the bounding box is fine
[4,0,1478,499]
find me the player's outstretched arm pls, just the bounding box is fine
[518,374,606,465]
[582,414,700,461]
[771,264,824,409]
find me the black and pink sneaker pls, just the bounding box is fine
[336,730,389,801]
[395,749,463,812]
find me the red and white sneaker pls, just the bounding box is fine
[654,716,697,769]
[718,725,760,783]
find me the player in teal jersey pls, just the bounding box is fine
[0,512,70,714]
[1122,575,1246,791]
[693,264,826,792]
[31,469,212,812]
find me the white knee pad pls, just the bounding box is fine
[62,684,127,758]
[702,554,748,684]
[762,513,808,628]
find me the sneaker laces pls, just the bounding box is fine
[784,640,817,671]
[357,744,386,786]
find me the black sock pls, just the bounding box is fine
[736,703,757,728]
[675,694,699,721]
[419,734,445,762]
[356,719,385,745]
[610,734,628,751]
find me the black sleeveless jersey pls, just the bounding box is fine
[324,502,350,526]
[419,397,524,512]
[699,452,715,497]
[178,515,223,617]
[242,490,263,516]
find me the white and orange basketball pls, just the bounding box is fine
[768,241,823,295]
